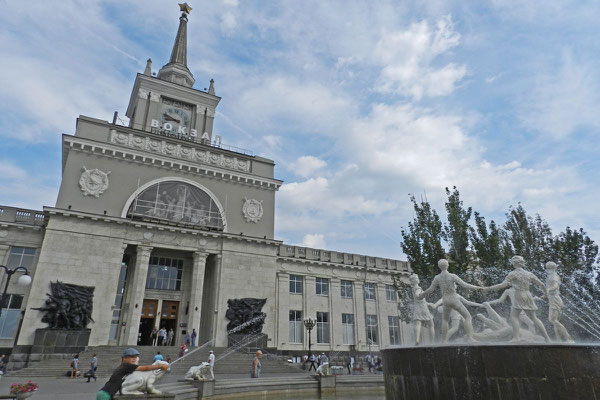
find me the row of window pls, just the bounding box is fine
[289,275,397,301]
[288,311,401,346]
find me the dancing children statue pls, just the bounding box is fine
[485,255,550,342]
[409,274,435,345]
[432,294,482,342]
[417,259,483,343]
[545,262,573,342]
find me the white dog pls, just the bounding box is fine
[184,362,213,381]
[121,360,170,395]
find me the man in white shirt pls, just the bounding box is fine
[207,350,215,380]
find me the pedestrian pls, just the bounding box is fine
[97,348,168,400]
[365,353,372,373]
[207,350,215,380]
[151,328,158,346]
[191,329,197,347]
[0,354,6,374]
[185,332,191,347]
[166,356,172,363]
[375,356,382,373]
[346,354,352,374]
[86,354,98,382]
[159,327,167,346]
[179,343,187,358]
[250,350,262,378]
[308,353,317,372]
[320,353,329,365]
[70,354,79,378]
[167,328,174,346]
[153,351,163,362]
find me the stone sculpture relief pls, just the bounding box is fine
[121,360,170,395]
[242,198,263,223]
[33,281,94,329]
[225,298,267,335]
[110,130,251,172]
[79,167,110,198]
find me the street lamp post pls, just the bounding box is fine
[303,317,315,355]
[0,266,32,317]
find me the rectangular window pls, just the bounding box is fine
[385,285,397,302]
[364,283,376,300]
[316,312,330,343]
[316,278,329,296]
[342,313,355,345]
[388,316,400,345]
[146,257,183,291]
[7,247,36,270]
[289,310,303,344]
[289,275,303,294]
[366,314,378,345]
[341,280,353,298]
[0,294,23,339]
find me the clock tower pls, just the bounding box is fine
[125,2,219,143]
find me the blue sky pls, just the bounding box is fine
[1,0,600,259]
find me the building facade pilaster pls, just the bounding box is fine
[123,245,153,345]
[187,251,208,338]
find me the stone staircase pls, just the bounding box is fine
[7,345,306,379]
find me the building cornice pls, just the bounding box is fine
[276,255,409,277]
[63,135,283,192]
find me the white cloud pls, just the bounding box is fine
[0,161,27,179]
[301,234,326,249]
[518,52,600,138]
[374,16,467,99]
[221,12,237,34]
[289,156,327,178]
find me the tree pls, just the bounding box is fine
[400,194,445,277]
[503,204,553,275]
[442,186,473,274]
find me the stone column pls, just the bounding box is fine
[276,272,289,348]
[211,254,223,344]
[353,281,366,352]
[329,278,341,349]
[187,251,208,340]
[123,245,152,345]
[375,283,386,348]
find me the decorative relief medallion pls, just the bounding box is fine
[0,230,8,238]
[355,271,362,278]
[143,232,153,241]
[242,198,263,223]
[79,167,110,198]
[307,266,313,272]
[109,130,251,173]
[198,239,207,246]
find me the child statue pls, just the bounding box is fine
[545,262,573,342]
[485,255,550,342]
[417,259,483,343]
[409,274,435,345]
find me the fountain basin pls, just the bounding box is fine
[382,344,600,400]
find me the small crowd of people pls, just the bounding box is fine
[303,352,329,372]
[301,352,382,374]
[150,327,197,347]
[69,353,98,382]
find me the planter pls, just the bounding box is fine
[15,392,35,399]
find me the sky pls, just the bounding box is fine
[1,0,600,260]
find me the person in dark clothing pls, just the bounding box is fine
[96,348,168,400]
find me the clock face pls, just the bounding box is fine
[160,105,191,132]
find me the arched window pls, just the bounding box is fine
[127,181,224,230]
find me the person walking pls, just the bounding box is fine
[207,350,215,380]
[365,353,372,373]
[151,328,158,346]
[167,328,174,346]
[86,354,98,382]
[97,348,168,400]
[185,332,191,347]
[191,329,197,347]
[153,351,163,362]
[70,354,79,378]
[346,354,352,374]
[308,353,317,372]
[159,327,167,346]
[251,350,262,378]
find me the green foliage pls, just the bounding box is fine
[443,186,473,274]
[400,194,445,277]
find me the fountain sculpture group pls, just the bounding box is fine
[410,256,572,345]
[383,255,600,400]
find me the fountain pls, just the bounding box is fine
[382,256,600,400]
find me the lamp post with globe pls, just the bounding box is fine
[303,317,315,355]
[0,265,32,317]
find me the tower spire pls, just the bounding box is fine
[157,3,195,87]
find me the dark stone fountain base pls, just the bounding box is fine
[382,344,600,400]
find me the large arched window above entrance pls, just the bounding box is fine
[127,181,224,230]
